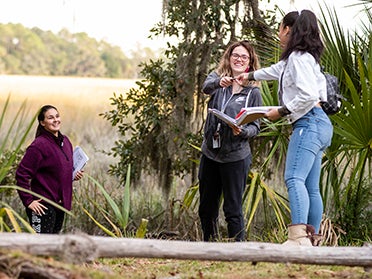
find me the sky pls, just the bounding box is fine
[0,0,165,53]
[0,0,366,54]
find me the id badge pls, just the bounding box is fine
[213,133,221,149]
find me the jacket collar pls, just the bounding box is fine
[39,128,64,147]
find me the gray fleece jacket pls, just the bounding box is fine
[201,71,262,163]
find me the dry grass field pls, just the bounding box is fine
[1,74,137,180]
[0,74,172,236]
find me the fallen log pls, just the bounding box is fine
[0,233,371,267]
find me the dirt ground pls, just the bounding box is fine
[1,251,370,279]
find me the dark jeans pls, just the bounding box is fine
[198,154,251,241]
[26,203,65,234]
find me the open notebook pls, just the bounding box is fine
[208,106,281,126]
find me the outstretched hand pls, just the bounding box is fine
[234,73,249,87]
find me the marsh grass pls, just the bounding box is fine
[1,75,195,237]
[0,75,139,232]
[0,74,137,174]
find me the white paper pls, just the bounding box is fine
[73,146,89,179]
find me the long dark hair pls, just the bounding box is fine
[282,11,299,29]
[35,105,58,138]
[280,10,324,63]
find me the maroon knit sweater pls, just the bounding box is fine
[16,128,74,210]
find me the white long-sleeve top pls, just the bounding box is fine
[253,51,326,123]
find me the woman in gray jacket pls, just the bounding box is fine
[199,40,262,241]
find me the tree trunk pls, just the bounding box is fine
[0,233,371,267]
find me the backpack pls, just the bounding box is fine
[320,71,344,115]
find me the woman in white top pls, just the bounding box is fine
[237,10,333,246]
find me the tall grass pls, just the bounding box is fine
[1,75,191,236]
[0,94,36,232]
[0,75,136,182]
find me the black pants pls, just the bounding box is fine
[26,203,65,234]
[198,154,251,241]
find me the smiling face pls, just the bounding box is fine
[229,45,250,76]
[40,108,61,136]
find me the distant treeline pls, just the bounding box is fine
[0,23,160,79]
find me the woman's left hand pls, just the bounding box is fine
[229,124,241,135]
[73,170,84,181]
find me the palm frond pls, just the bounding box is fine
[243,171,290,235]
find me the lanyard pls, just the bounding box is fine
[221,89,234,113]
[216,89,233,134]
[221,88,252,112]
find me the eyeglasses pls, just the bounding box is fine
[231,53,249,62]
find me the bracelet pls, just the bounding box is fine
[278,106,291,116]
[247,72,255,81]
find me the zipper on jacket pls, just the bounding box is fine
[59,141,69,161]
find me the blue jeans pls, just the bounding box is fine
[285,107,333,233]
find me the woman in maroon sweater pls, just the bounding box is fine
[16,105,83,233]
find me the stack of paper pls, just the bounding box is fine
[73,146,89,179]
